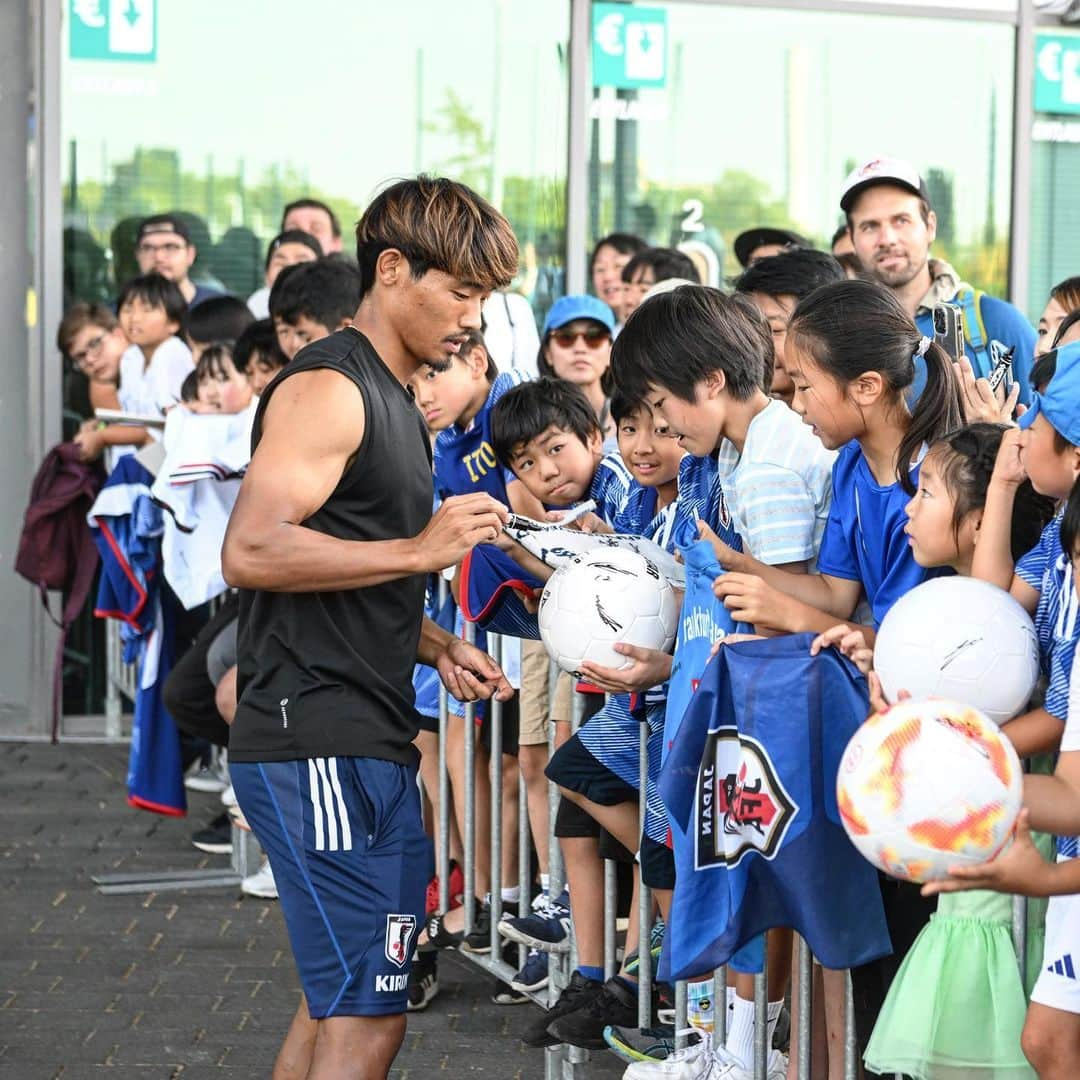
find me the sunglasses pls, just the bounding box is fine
[550,327,610,349]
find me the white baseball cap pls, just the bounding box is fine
[840,157,930,213]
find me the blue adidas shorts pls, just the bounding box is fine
[231,756,432,1018]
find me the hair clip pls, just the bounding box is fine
[915,336,932,358]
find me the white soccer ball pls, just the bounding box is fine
[874,577,1039,726]
[836,698,1024,883]
[538,548,679,676]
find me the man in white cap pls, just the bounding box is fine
[839,156,1035,402]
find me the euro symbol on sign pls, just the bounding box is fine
[595,12,624,56]
[1039,41,1063,83]
[73,0,106,28]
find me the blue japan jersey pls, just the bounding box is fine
[432,371,527,503]
[816,441,947,627]
[658,634,890,981]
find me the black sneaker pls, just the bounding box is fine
[491,979,528,1006]
[521,971,603,1049]
[407,951,438,1012]
[461,897,518,954]
[547,975,654,1050]
[191,812,232,855]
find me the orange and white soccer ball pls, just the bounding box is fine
[836,698,1023,883]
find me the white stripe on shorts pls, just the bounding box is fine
[308,759,325,851]
[314,758,339,851]
[327,758,352,852]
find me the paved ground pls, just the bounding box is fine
[0,742,626,1079]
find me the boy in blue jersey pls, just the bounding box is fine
[602,284,840,1077]
[407,331,542,988]
[490,378,636,1045]
[506,391,686,1049]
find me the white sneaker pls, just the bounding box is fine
[184,757,228,793]
[241,859,277,899]
[220,783,237,809]
[709,1046,788,1080]
[623,1031,712,1078]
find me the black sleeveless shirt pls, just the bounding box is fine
[229,328,433,765]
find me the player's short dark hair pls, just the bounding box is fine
[184,294,254,345]
[621,247,701,285]
[281,198,341,238]
[491,378,600,467]
[612,286,771,404]
[355,176,518,300]
[116,272,187,327]
[268,258,362,330]
[734,249,845,302]
[233,319,284,374]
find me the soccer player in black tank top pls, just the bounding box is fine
[222,178,518,1080]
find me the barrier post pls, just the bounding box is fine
[795,936,812,1080]
[437,577,451,916]
[844,970,858,1080]
[1012,894,1028,989]
[753,960,769,1079]
[713,967,728,1044]
[462,619,477,938]
[637,719,653,1032]
[488,633,504,961]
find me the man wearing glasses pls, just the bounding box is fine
[133,215,221,308]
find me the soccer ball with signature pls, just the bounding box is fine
[538,548,679,677]
[836,698,1023,883]
[874,576,1039,726]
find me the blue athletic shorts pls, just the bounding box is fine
[231,756,432,1018]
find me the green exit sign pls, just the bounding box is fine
[1035,32,1080,116]
[592,3,667,90]
[70,0,157,63]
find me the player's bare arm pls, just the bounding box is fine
[222,368,507,592]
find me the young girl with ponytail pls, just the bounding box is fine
[704,277,965,634]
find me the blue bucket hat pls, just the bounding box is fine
[542,294,616,337]
[1018,341,1080,446]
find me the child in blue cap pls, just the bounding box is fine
[539,295,617,446]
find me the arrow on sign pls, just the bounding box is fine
[124,0,140,27]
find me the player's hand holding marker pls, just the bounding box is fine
[413,492,509,571]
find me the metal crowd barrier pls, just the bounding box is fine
[438,584,1033,1079]
[103,618,137,739]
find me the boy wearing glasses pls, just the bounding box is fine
[57,302,150,463]
[133,215,221,308]
[537,295,617,445]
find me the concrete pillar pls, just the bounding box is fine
[0,0,60,737]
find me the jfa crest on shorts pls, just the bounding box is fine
[384,914,416,969]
